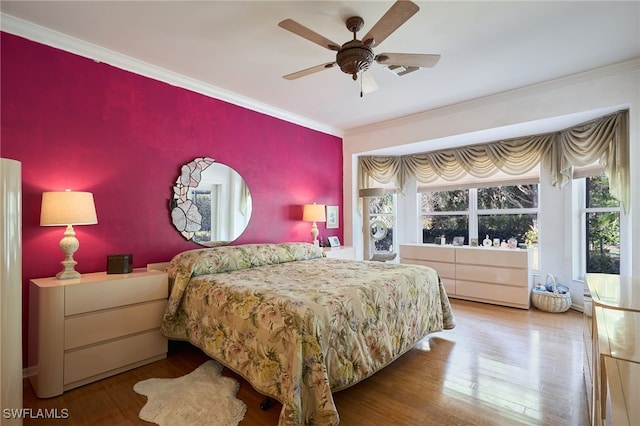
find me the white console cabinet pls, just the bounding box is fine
[400,244,531,309]
[28,268,168,397]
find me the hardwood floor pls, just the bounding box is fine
[22,299,589,425]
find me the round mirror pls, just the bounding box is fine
[370,220,388,241]
[170,157,252,247]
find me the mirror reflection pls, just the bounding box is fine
[171,157,252,246]
[370,220,388,241]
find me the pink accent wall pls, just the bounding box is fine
[0,33,343,365]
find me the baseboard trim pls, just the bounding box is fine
[23,366,37,379]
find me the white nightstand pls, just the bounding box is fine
[28,268,168,398]
[323,246,355,260]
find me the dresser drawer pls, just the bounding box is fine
[456,248,527,268]
[401,259,454,277]
[400,245,455,262]
[64,300,167,350]
[64,330,167,385]
[65,270,167,315]
[456,280,528,305]
[323,246,355,260]
[442,277,456,295]
[455,264,528,286]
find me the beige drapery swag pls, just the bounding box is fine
[358,110,630,213]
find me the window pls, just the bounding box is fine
[477,184,539,269]
[366,193,395,256]
[420,183,539,268]
[580,175,620,275]
[421,189,469,244]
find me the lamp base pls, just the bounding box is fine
[56,224,81,280]
[56,262,80,280]
[310,222,319,246]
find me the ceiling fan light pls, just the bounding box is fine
[336,40,374,77]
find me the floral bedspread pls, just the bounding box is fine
[161,243,455,426]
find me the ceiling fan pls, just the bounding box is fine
[278,0,441,95]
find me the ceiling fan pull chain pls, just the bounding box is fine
[360,72,364,98]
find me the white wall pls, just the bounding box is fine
[343,59,640,308]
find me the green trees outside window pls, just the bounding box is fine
[422,184,538,246]
[585,176,620,274]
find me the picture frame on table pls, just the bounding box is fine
[469,237,479,247]
[327,236,341,247]
[326,205,339,229]
[452,236,465,246]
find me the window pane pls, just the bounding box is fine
[477,184,538,210]
[479,214,538,269]
[478,214,537,246]
[368,194,394,214]
[587,176,619,208]
[587,211,620,274]
[422,215,469,244]
[421,189,468,212]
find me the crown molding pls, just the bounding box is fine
[346,57,639,137]
[0,13,343,138]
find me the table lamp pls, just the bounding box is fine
[40,190,98,280]
[302,203,326,246]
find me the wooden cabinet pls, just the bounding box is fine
[586,274,640,426]
[399,244,456,295]
[399,244,531,309]
[28,268,168,398]
[583,290,594,421]
[323,246,355,260]
[604,357,640,426]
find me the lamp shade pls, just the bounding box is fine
[302,203,326,222]
[40,191,98,226]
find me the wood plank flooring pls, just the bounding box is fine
[22,299,589,425]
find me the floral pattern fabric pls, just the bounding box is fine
[161,243,455,426]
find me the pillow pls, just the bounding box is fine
[164,243,323,321]
[167,242,323,278]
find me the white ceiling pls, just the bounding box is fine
[1,1,639,137]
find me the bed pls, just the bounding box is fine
[161,242,455,426]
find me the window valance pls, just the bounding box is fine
[358,110,629,213]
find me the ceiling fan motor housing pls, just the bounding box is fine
[336,40,374,79]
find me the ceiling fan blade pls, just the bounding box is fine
[375,53,441,68]
[362,0,420,47]
[283,62,337,80]
[278,19,341,51]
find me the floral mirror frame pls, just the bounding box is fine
[170,157,252,247]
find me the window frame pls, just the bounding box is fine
[574,175,623,278]
[419,182,540,269]
[364,193,397,259]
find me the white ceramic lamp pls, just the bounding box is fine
[40,190,98,280]
[302,203,326,246]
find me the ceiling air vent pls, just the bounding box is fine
[385,65,420,76]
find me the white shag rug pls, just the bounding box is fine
[134,360,247,426]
